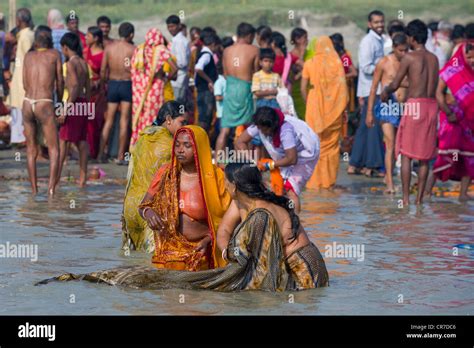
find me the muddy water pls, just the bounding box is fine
[0,175,473,315]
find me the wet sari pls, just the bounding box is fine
[140,125,231,270]
[121,126,173,253]
[433,43,474,181]
[131,29,171,147]
[38,208,329,291]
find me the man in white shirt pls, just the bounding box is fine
[348,10,386,176]
[166,15,190,104]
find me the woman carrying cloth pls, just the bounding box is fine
[122,101,188,254]
[433,42,474,201]
[130,28,176,147]
[301,36,349,190]
[138,125,231,270]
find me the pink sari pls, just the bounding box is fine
[130,28,170,146]
[433,43,474,181]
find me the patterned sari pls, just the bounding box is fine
[433,43,474,180]
[131,29,171,147]
[139,125,231,270]
[39,208,329,291]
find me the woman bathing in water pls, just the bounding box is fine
[39,163,328,290]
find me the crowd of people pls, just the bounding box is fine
[1,8,474,291]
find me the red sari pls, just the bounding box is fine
[433,43,474,181]
[85,49,106,159]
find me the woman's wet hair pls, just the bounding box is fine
[60,32,82,57]
[252,106,279,133]
[87,26,104,47]
[392,33,408,47]
[225,163,300,240]
[271,31,287,56]
[154,101,186,126]
[290,27,307,45]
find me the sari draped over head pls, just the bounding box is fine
[131,28,171,147]
[121,126,174,253]
[303,36,349,189]
[139,125,232,270]
[434,42,474,180]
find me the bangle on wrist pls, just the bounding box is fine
[142,207,151,219]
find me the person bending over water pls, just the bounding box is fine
[138,125,231,270]
[39,164,328,291]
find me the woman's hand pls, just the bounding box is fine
[144,208,164,231]
[194,235,212,254]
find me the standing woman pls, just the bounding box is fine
[85,26,106,159]
[130,28,175,147]
[289,28,308,119]
[301,36,349,190]
[432,41,474,201]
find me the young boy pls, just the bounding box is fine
[366,33,409,194]
[251,48,282,109]
[195,33,219,132]
[58,32,91,187]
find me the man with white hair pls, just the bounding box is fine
[435,20,454,61]
[47,9,68,62]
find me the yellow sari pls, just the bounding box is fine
[122,126,173,253]
[140,125,231,270]
[303,37,349,189]
[163,54,177,102]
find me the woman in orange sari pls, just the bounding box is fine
[85,26,107,159]
[301,36,349,189]
[138,125,231,271]
[131,28,176,147]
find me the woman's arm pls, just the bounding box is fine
[346,64,358,79]
[436,78,456,122]
[274,147,297,168]
[300,77,309,103]
[235,129,253,151]
[216,200,241,256]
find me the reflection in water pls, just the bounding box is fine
[0,179,473,315]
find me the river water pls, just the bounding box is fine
[0,174,473,315]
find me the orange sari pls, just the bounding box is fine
[303,37,349,189]
[140,125,231,271]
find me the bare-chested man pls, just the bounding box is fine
[97,15,114,47]
[22,27,63,195]
[215,22,259,166]
[366,33,409,193]
[381,19,439,205]
[98,22,135,164]
[58,32,90,187]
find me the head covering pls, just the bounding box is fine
[133,28,166,72]
[140,125,231,269]
[303,36,349,133]
[304,37,317,61]
[439,43,474,119]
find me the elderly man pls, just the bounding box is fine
[47,9,68,62]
